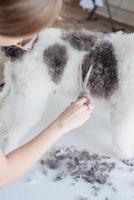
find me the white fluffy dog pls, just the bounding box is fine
[0,28,134,159]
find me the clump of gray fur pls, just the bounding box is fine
[40,147,115,185]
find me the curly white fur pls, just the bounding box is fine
[0,28,134,159]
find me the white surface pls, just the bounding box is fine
[0,93,134,200]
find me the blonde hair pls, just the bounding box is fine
[0,0,62,38]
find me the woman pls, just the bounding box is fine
[0,0,92,188]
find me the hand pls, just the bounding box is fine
[54,97,93,134]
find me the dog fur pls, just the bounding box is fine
[0,28,134,159]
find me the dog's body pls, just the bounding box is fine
[0,28,134,159]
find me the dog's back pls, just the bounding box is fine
[1,28,134,158]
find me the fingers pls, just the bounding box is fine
[79,107,92,122]
[77,96,94,111]
[70,97,88,106]
[77,102,93,117]
[76,96,90,105]
[86,102,94,112]
[71,96,93,112]
[58,96,94,133]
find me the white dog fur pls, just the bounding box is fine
[0,28,134,159]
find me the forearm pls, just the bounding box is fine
[0,121,64,188]
[0,96,91,188]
